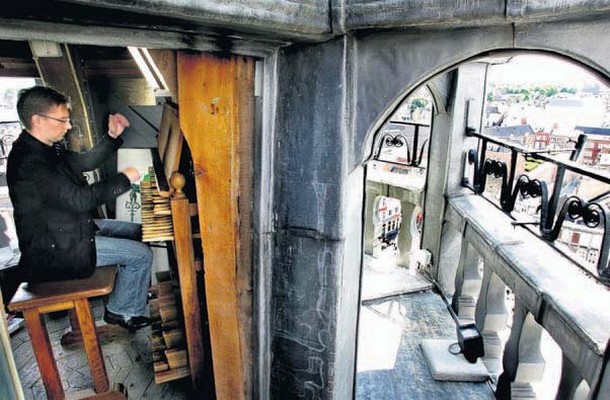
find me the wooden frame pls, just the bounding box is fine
[157,104,184,193]
[178,52,254,400]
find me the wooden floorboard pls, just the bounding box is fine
[10,298,191,399]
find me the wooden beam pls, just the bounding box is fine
[30,42,96,151]
[0,57,38,78]
[177,52,254,400]
[82,59,141,78]
[170,178,205,389]
[148,49,178,102]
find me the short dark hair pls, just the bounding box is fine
[17,86,70,130]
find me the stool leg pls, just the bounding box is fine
[74,298,109,393]
[22,308,65,400]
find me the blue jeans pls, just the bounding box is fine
[94,219,152,317]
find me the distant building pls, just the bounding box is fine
[574,126,610,165]
[575,126,610,136]
[597,148,610,168]
[486,105,500,114]
[484,125,534,151]
[485,104,505,127]
[524,131,551,149]
[547,98,584,108]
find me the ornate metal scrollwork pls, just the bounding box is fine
[375,133,410,162]
[463,142,610,282]
[383,133,407,148]
[544,197,605,237]
[545,197,610,281]
[466,150,512,207]
[374,128,429,167]
[505,175,548,215]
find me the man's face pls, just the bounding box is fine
[33,103,72,145]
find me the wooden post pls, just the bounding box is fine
[0,290,25,400]
[177,52,254,400]
[170,172,205,389]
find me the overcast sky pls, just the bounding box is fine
[489,55,607,87]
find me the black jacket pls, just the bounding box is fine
[7,130,131,282]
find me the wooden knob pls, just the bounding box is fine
[169,172,185,198]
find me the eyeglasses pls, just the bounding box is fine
[37,114,71,125]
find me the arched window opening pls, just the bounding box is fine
[357,52,610,400]
[362,86,434,302]
[467,54,610,282]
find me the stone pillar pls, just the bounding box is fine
[388,185,423,268]
[364,181,386,255]
[557,353,589,400]
[270,37,359,399]
[437,220,463,296]
[475,267,508,376]
[496,304,545,399]
[423,64,486,275]
[512,313,545,396]
[452,241,482,321]
[593,356,609,400]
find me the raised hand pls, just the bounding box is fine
[108,113,131,138]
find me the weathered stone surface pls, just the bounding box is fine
[4,0,610,48]
[275,38,347,238]
[61,0,610,42]
[507,0,610,19]
[447,194,610,389]
[336,0,610,33]
[270,232,343,399]
[65,0,332,41]
[337,0,505,32]
[352,26,513,168]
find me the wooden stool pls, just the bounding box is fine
[8,266,122,400]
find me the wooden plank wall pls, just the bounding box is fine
[177,52,254,400]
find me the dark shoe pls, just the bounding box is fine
[103,309,151,331]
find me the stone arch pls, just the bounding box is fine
[350,21,610,399]
[351,34,610,275]
[355,18,610,167]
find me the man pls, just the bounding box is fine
[7,86,152,331]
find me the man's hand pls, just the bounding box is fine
[122,167,140,183]
[108,113,131,138]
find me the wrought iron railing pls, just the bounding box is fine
[462,128,610,284]
[0,121,20,159]
[373,121,430,168]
